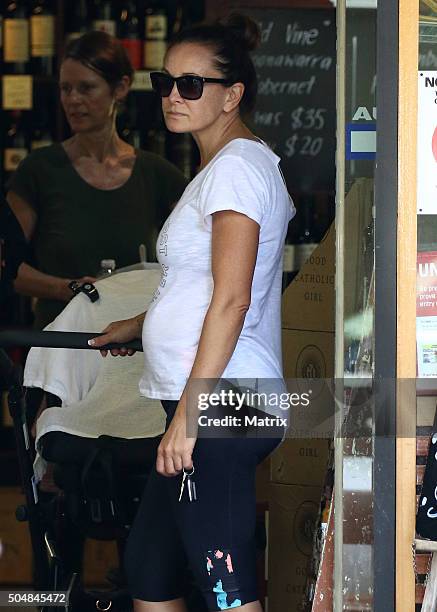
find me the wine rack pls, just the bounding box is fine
[0,0,205,192]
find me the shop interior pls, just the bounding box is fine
[0,0,337,610]
[1,0,431,611]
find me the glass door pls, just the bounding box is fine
[334,0,418,612]
[335,0,419,610]
[334,2,377,609]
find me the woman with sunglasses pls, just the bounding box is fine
[91,13,295,612]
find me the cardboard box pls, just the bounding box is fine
[0,487,119,587]
[282,327,335,439]
[282,329,334,381]
[282,223,335,333]
[267,483,322,612]
[0,487,33,584]
[83,539,118,586]
[270,439,330,487]
[275,329,334,486]
[343,178,373,319]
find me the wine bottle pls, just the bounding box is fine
[295,195,319,271]
[30,0,55,76]
[98,259,117,277]
[118,0,142,70]
[92,0,116,37]
[144,2,167,70]
[4,111,29,181]
[172,0,205,35]
[66,0,88,43]
[3,0,30,74]
[0,13,3,73]
[171,3,183,36]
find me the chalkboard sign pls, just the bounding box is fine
[246,8,336,193]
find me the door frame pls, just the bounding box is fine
[334,0,418,610]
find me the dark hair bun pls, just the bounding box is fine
[222,13,261,52]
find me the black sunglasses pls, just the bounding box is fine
[150,71,231,100]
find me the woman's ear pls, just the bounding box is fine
[223,82,245,113]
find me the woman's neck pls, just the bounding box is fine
[194,115,258,171]
[70,119,131,162]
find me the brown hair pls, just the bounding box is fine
[63,31,134,90]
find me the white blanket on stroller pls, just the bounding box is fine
[24,269,166,481]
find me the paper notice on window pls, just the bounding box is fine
[417,71,437,214]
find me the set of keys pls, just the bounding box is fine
[178,466,197,502]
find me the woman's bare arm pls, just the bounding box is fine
[155,209,259,474]
[178,209,259,410]
[7,191,94,301]
[7,190,36,241]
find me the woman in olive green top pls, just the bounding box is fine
[7,31,187,329]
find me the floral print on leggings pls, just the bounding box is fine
[205,549,242,610]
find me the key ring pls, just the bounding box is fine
[178,465,197,502]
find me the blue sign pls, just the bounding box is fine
[346,123,377,160]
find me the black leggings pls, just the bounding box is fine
[124,400,283,610]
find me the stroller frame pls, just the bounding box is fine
[2,331,153,612]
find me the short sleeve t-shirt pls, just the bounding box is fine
[139,139,296,402]
[8,144,188,328]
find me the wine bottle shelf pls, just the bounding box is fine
[0,1,205,191]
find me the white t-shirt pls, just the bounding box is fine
[139,138,295,404]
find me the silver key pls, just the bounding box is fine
[179,466,195,502]
[188,476,197,502]
[178,471,188,502]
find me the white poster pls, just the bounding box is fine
[417,71,437,214]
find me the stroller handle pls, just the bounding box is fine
[0,329,143,352]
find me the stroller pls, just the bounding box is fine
[0,268,208,612]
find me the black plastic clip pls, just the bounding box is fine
[68,281,99,303]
